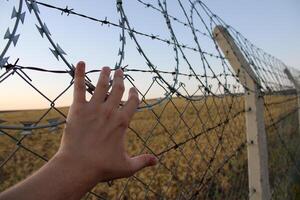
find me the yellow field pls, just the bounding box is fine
[0,95,299,199]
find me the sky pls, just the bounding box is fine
[0,0,299,110]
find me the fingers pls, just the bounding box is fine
[106,69,124,107]
[121,87,139,120]
[91,67,111,103]
[129,154,158,173]
[73,61,86,103]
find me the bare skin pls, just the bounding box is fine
[0,61,158,200]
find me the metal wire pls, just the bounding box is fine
[0,0,299,199]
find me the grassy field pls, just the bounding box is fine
[0,95,299,199]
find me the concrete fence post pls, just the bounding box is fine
[213,25,271,200]
[284,68,300,133]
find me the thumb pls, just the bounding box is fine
[129,154,158,173]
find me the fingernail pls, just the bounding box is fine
[76,61,85,71]
[102,66,111,72]
[77,61,85,67]
[149,156,158,166]
[116,68,123,74]
[130,87,137,93]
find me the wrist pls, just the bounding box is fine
[51,152,101,189]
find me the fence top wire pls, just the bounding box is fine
[1,0,298,99]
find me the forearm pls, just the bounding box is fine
[0,153,97,200]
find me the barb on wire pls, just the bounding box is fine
[0,0,25,69]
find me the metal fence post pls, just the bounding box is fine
[284,68,300,133]
[213,25,271,200]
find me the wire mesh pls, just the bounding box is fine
[0,0,299,199]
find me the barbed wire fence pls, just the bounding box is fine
[0,0,299,199]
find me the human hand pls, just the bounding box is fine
[0,61,158,200]
[55,61,158,184]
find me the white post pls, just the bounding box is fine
[284,68,300,133]
[213,25,271,200]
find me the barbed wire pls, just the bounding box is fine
[0,0,25,68]
[0,0,299,199]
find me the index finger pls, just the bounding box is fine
[121,87,139,120]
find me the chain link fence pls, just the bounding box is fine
[0,0,299,199]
